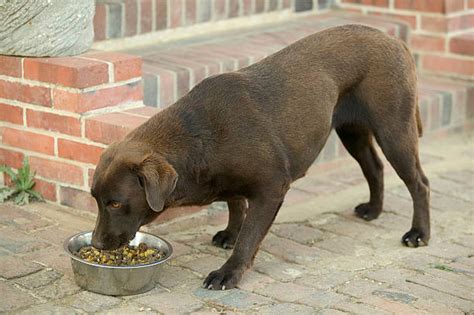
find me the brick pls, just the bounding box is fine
[242,0,253,14]
[88,168,95,188]
[14,269,62,289]
[124,0,138,36]
[369,12,417,29]
[1,128,54,155]
[450,33,474,56]
[0,148,24,169]
[449,14,474,31]
[107,3,123,39]
[269,0,279,11]
[411,34,445,52]
[258,303,316,314]
[57,139,104,165]
[170,0,182,27]
[255,0,266,12]
[254,282,316,302]
[0,255,43,279]
[395,0,463,13]
[272,223,324,245]
[214,0,227,19]
[24,57,108,88]
[33,277,81,300]
[141,0,153,33]
[125,106,159,117]
[84,51,142,81]
[60,186,97,213]
[30,156,83,185]
[0,56,22,77]
[148,61,189,99]
[262,234,333,266]
[34,178,57,201]
[185,0,196,25]
[196,0,211,22]
[423,55,474,77]
[342,0,389,7]
[94,3,107,41]
[470,0,474,8]
[68,291,121,313]
[155,0,167,30]
[228,0,239,17]
[0,80,51,107]
[0,226,51,254]
[135,292,203,313]
[85,112,147,144]
[0,103,23,125]
[26,109,81,136]
[53,80,143,113]
[0,282,38,312]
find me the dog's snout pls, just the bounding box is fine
[91,233,106,250]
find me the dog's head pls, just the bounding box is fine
[90,142,178,250]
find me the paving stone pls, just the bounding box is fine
[331,301,391,315]
[67,291,121,313]
[0,204,53,232]
[30,227,77,247]
[438,169,474,185]
[312,234,364,256]
[214,290,273,311]
[96,302,157,315]
[254,260,308,282]
[154,264,201,288]
[337,278,386,299]
[295,271,353,290]
[174,254,227,277]
[430,177,474,202]
[34,276,81,300]
[134,292,204,313]
[317,309,347,315]
[14,269,63,289]
[271,223,324,245]
[430,190,473,212]
[16,302,82,314]
[361,295,425,315]
[0,281,38,312]
[237,270,276,292]
[405,273,474,301]
[21,247,74,278]
[257,302,316,314]
[0,255,43,279]
[261,234,334,267]
[0,227,51,254]
[254,282,316,302]
[298,291,349,309]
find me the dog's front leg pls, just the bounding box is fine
[203,193,284,290]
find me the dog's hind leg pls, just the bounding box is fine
[373,112,430,247]
[336,125,384,220]
[212,199,247,249]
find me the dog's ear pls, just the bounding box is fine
[136,153,178,212]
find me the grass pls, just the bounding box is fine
[0,157,43,205]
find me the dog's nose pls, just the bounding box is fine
[91,235,105,249]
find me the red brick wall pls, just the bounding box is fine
[0,52,144,211]
[338,0,474,81]
[93,0,296,41]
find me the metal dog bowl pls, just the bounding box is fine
[64,231,173,296]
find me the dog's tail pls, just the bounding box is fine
[415,95,423,137]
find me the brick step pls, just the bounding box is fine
[123,11,410,108]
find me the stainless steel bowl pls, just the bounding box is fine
[64,231,173,296]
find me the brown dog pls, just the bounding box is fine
[91,24,430,290]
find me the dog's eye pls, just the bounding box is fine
[109,201,121,209]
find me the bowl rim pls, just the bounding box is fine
[63,231,173,269]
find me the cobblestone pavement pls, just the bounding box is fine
[1,133,473,314]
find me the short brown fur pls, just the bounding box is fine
[91,25,430,290]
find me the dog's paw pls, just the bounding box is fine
[354,202,382,221]
[401,228,429,248]
[212,230,237,249]
[203,267,243,290]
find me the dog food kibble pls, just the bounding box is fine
[75,243,163,266]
